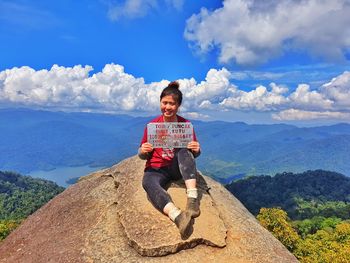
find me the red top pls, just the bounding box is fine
[140,115,197,169]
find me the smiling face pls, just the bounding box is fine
[160,95,180,122]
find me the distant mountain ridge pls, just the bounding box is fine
[1,108,350,178]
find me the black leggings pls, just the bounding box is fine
[142,149,197,212]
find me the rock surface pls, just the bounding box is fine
[115,157,226,256]
[0,156,298,263]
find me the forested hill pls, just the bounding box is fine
[0,171,65,220]
[1,108,350,178]
[226,170,350,220]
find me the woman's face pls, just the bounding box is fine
[160,95,179,121]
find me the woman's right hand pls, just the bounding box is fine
[140,142,153,154]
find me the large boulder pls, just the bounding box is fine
[0,156,298,262]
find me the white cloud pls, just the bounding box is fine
[273,109,350,121]
[184,0,350,65]
[288,84,334,111]
[220,83,288,111]
[1,64,350,121]
[182,112,209,120]
[0,65,237,114]
[0,64,159,112]
[321,71,350,109]
[270,71,350,120]
[180,68,235,107]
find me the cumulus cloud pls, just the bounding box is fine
[321,71,350,109]
[0,64,160,112]
[179,68,235,110]
[220,83,288,111]
[0,65,234,114]
[184,0,350,65]
[288,84,334,111]
[1,64,350,121]
[271,71,350,120]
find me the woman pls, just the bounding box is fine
[138,81,201,238]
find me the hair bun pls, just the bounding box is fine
[168,81,180,89]
[161,80,183,105]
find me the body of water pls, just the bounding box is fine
[213,173,247,185]
[27,165,106,188]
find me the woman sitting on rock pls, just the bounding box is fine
[138,81,201,238]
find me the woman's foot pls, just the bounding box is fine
[186,197,200,218]
[174,211,193,238]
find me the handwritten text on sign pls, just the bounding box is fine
[147,122,193,148]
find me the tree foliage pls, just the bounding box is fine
[293,216,342,238]
[0,220,21,241]
[242,172,350,262]
[295,222,350,263]
[226,170,350,220]
[0,171,64,220]
[0,170,64,241]
[257,208,300,251]
[257,208,350,263]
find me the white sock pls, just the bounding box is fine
[168,206,182,222]
[186,188,198,199]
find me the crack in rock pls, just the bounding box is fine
[114,158,227,257]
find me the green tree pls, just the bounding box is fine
[0,171,64,220]
[0,171,64,240]
[295,223,350,263]
[257,207,300,251]
[294,216,343,238]
[227,170,350,220]
[0,220,21,241]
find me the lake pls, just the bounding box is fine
[212,173,247,185]
[27,165,106,188]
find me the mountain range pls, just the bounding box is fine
[1,108,349,181]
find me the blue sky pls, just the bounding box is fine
[0,0,221,82]
[1,0,350,125]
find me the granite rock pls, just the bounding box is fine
[0,156,298,263]
[114,156,226,256]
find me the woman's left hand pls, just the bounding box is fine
[187,141,200,153]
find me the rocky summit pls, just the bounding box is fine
[0,156,298,262]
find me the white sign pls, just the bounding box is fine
[147,122,193,148]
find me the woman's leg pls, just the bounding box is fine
[172,149,200,218]
[142,168,193,237]
[174,148,197,182]
[142,169,172,212]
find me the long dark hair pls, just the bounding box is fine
[160,81,182,105]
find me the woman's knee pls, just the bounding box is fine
[143,172,167,192]
[177,148,194,160]
[142,174,171,212]
[142,174,154,193]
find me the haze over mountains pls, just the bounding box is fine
[1,108,349,182]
